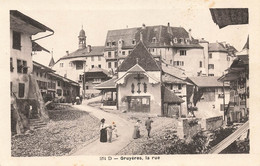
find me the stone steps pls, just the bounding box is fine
[29,118,47,129]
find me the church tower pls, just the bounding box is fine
[78,26,86,49]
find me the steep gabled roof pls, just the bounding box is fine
[118,41,161,72]
[243,36,249,50]
[48,56,55,67]
[162,86,184,103]
[94,77,117,90]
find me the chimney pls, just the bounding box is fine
[142,23,146,29]
[87,45,92,53]
[66,51,69,56]
[188,29,192,40]
[167,22,172,34]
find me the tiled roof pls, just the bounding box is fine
[33,61,55,72]
[161,62,186,79]
[59,46,104,61]
[10,10,54,32]
[210,8,248,29]
[186,76,228,87]
[230,55,249,68]
[105,25,202,49]
[86,67,109,75]
[118,41,161,72]
[162,86,184,103]
[94,77,117,89]
[162,73,189,84]
[209,43,227,52]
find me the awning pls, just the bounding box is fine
[32,41,50,53]
[210,8,248,29]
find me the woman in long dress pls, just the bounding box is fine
[133,120,141,139]
[100,118,107,142]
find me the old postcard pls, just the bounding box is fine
[0,0,260,165]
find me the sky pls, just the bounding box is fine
[9,0,249,66]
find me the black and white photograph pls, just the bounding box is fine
[1,0,260,166]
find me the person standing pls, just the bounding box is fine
[133,120,141,139]
[100,118,107,143]
[145,117,153,138]
[112,122,118,138]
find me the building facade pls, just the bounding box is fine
[208,42,237,76]
[104,23,208,77]
[53,28,105,96]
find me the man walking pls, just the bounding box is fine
[145,117,153,138]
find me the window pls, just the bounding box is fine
[57,81,61,86]
[13,31,21,50]
[76,61,83,70]
[173,38,177,43]
[180,38,184,43]
[98,56,101,61]
[18,83,25,98]
[180,50,186,56]
[97,64,101,68]
[57,89,62,96]
[132,39,136,45]
[79,74,83,81]
[122,51,125,55]
[152,37,157,43]
[17,59,27,74]
[114,62,118,68]
[152,48,155,52]
[178,84,182,90]
[199,61,202,68]
[10,58,14,72]
[93,78,101,83]
[209,74,214,76]
[115,51,118,56]
[227,56,230,61]
[106,42,110,47]
[91,57,94,61]
[86,86,89,90]
[60,63,63,67]
[185,38,189,43]
[91,65,94,68]
[108,62,111,68]
[209,53,212,59]
[108,52,112,58]
[177,61,179,66]
[112,42,116,46]
[208,64,214,69]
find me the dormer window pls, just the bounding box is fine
[173,38,177,43]
[185,38,190,44]
[152,37,157,43]
[112,42,116,46]
[180,38,184,44]
[132,39,136,45]
[106,42,111,47]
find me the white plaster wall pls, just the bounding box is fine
[117,74,162,115]
[173,48,205,77]
[208,52,230,76]
[10,30,33,99]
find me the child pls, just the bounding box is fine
[107,125,113,143]
[112,122,118,138]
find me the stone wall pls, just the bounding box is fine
[201,116,223,131]
[177,118,201,140]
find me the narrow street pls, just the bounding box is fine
[71,97,134,155]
